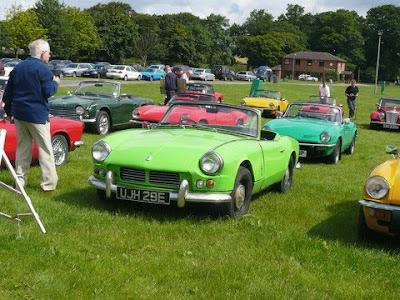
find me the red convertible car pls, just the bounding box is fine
[132,93,218,126]
[186,83,224,102]
[370,97,400,130]
[0,114,84,166]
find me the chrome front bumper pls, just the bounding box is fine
[88,171,232,208]
[74,141,84,147]
[359,199,400,212]
[299,142,336,147]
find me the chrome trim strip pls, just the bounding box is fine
[370,121,399,126]
[74,141,84,147]
[88,173,232,205]
[299,142,336,147]
[80,116,96,123]
[359,199,400,212]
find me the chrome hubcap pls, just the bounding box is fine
[52,138,67,166]
[99,115,109,134]
[283,168,290,189]
[234,184,246,210]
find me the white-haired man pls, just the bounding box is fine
[3,39,60,191]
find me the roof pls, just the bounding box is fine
[285,51,346,62]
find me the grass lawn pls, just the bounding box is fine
[1,79,400,298]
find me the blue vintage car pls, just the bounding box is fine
[141,68,165,81]
[265,102,357,164]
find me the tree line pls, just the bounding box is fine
[0,0,399,82]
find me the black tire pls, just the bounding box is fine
[124,75,128,81]
[345,136,356,154]
[51,134,68,166]
[223,76,227,81]
[223,166,253,219]
[199,119,208,124]
[137,75,141,81]
[94,111,111,135]
[278,156,294,193]
[329,140,341,164]
[358,206,373,240]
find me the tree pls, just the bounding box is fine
[0,21,12,50]
[4,9,47,55]
[34,0,76,59]
[86,2,138,63]
[242,9,274,36]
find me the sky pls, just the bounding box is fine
[0,0,398,24]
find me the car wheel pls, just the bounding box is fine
[370,123,377,130]
[278,156,294,193]
[73,72,77,77]
[124,75,128,81]
[358,206,374,240]
[223,76,227,81]
[95,111,111,135]
[329,140,341,164]
[223,166,253,219]
[137,75,141,81]
[59,73,64,79]
[51,134,68,166]
[345,136,356,155]
[199,119,208,124]
[97,73,101,79]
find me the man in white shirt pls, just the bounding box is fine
[319,79,330,103]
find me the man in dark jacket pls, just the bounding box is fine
[164,65,177,105]
[3,39,60,191]
[345,80,359,118]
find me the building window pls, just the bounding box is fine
[284,58,289,65]
[307,60,312,66]
[296,60,300,65]
[319,60,324,67]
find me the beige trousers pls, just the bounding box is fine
[14,119,58,191]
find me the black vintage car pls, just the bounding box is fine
[82,63,112,79]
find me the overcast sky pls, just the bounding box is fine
[0,0,398,24]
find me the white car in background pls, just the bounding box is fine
[298,74,319,82]
[4,61,19,76]
[106,65,142,81]
[191,68,215,81]
[236,71,257,81]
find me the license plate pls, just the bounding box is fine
[383,124,399,129]
[299,150,307,157]
[116,187,170,205]
[373,209,391,222]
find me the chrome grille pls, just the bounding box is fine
[149,171,180,187]
[120,168,145,182]
[49,108,80,120]
[386,110,399,124]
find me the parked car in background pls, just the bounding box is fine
[255,66,273,82]
[126,63,144,72]
[0,61,4,76]
[148,64,165,70]
[236,71,257,81]
[211,65,235,81]
[57,63,93,78]
[82,63,112,79]
[172,65,193,78]
[49,81,154,135]
[298,74,319,82]
[191,69,215,81]
[89,102,299,218]
[242,89,288,117]
[50,59,72,68]
[186,83,224,102]
[106,65,142,81]
[370,97,400,130]
[141,68,165,81]
[358,145,400,238]
[265,102,357,164]
[0,76,8,100]
[4,61,19,76]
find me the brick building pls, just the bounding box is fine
[281,51,349,80]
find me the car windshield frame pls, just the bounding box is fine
[74,81,120,98]
[253,90,280,99]
[284,103,342,123]
[159,102,260,137]
[380,98,400,108]
[307,95,337,105]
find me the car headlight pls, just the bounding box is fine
[75,105,85,115]
[366,176,389,199]
[200,152,223,175]
[132,109,140,119]
[269,102,275,108]
[92,141,111,162]
[379,112,385,119]
[240,100,246,105]
[320,132,330,142]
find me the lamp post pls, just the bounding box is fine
[292,53,296,80]
[374,31,383,94]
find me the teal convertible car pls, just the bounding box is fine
[89,102,299,218]
[265,102,357,164]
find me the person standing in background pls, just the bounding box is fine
[319,79,330,103]
[3,39,60,191]
[164,66,177,105]
[345,80,359,118]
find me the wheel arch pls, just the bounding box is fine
[239,160,255,184]
[98,107,112,126]
[52,131,71,150]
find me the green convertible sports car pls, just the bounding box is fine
[88,102,299,218]
[49,81,154,135]
[265,102,357,164]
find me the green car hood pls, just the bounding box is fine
[266,118,336,143]
[49,95,98,109]
[102,128,248,171]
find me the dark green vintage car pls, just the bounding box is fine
[49,81,154,134]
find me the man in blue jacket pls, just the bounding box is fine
[3,39,60,191]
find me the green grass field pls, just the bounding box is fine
[1,80,400,298]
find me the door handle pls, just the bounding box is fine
[280,149,286,153]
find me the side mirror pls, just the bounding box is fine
[281,98,286,101]
[342,118,350,124]
[275,111,283,119]
[385,145,398,155]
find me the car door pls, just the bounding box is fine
[339,120,354,150]
[258,134,288,188]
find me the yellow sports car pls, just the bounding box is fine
[358,145,400,238]
[241,89,289,118]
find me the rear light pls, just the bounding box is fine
[119,71,123,73]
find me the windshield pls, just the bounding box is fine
[380,98,400,108]
[144,68,156,72]
[307,96,337,105]
[66,63,78,68]
[253,90,280,99]
[160,103,259,137]
[187,84,211,93]
[75,82,120,97]
[284,103,341,122]
[194,69,205,74]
